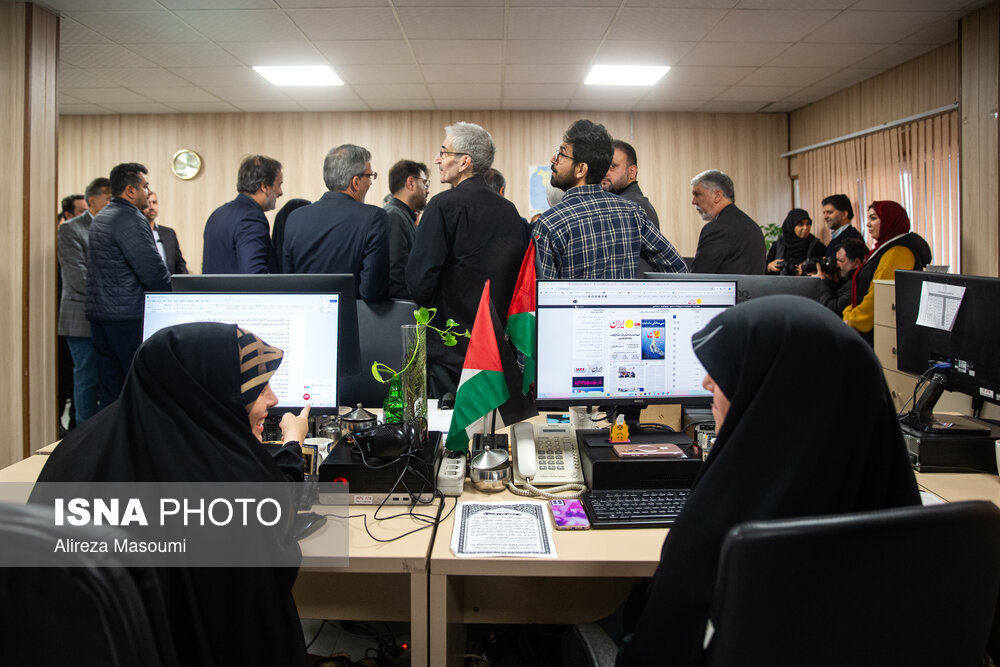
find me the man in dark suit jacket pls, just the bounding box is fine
[144,191,188,275]
[202,155,283,274]
[283,144,389,302]
[690,169,766,275]
[383,159,429,299]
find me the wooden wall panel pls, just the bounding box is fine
[58,111,790,269]
[790,43,959,150]
[961,3,1000,278]
[0,4,27,469]
[0,3,58,467]
[26,4,59,459]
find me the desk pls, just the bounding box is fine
[916,472,1000,505]
[427,483,667,667]
[0,455,48,482]
[295,502,438,667]
[0,449,437,667]
[36,442,57,455]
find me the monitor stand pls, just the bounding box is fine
[899,372,991,435]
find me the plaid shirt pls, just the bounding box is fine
[533,184,687,279]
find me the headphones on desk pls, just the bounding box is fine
[347,420,422,463]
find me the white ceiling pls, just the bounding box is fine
[31,0,982,115]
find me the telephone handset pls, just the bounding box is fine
[511,422,585,487]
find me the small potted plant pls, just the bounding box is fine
[371,307,469,428]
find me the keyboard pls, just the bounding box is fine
[582,488,691,528]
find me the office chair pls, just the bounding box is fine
[0,502,179,667]
[339,299,417,408]
[704,501,1000,667]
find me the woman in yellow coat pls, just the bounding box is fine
[843,201,931,345]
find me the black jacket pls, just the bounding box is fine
[282,191,389,301]
[405,176,529,396]
[691,203,766,275]
[157,224,188,275]
[852,232,932,307]
[825,224,866,259]
[384,197,417,300]
[819,270,854,316]
[86,198,171,322]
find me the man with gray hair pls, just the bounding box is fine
[282,144,389,301]
[690,169,765,274]
[406,121,529,397]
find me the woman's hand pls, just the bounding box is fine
[280,404,310,444]
[767,259,784,274]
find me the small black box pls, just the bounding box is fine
[579,430,703,491]
[318,431,442,503]
[901,421,1000,474]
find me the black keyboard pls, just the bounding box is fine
[583,489,691,528]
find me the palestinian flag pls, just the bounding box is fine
[506,241,537,395]
[446,281,510,453]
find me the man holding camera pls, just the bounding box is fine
[816,238,869,316]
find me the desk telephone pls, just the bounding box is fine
[510,423,586,498]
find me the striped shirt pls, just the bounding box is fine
[533,184,687,279]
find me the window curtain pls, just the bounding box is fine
[798,110,960,272]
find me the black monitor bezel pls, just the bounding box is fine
[533,278,736,411]
[644,271,822,303]
[171,273,361,378]
[895,269,1000,408]
[142,290,342,416]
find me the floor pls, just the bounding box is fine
[301,618,411,666]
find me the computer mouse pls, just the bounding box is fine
[292,511,326,541]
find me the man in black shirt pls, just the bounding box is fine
[383,160,429,299]
[817,238,868,317]
[406,122,529,397]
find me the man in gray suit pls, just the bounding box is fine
[144,191,188,275]
[57,176,112,423]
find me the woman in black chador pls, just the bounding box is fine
[35,322,309,666]
[617,295,920,666]
[766,208,826,275]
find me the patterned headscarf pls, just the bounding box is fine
[237,327,284,408]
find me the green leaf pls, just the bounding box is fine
[443,333,457,347]
[371,362,397,384]
[445,318,459,328]
[415,307,430,325]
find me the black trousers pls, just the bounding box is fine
[90,319,142,407]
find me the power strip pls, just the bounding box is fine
[436,449,467,496]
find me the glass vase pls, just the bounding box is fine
[401,324,428,434]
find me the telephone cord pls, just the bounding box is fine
[506,479,586,499]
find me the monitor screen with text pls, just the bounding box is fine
[535,280,736,406]
[143,292,339,412]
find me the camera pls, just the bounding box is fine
[802,256,838,275]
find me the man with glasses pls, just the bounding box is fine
[534,119,687,279]
[282,144,389,301]
[384,159,429,299]
[406,122,530,398]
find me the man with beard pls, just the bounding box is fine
[533,119,686,280]
[689,169,765,274]
[601,139,660,232]
[203,154,283,274]
[384,159,429,299]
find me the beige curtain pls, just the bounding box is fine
[798,110,960,271]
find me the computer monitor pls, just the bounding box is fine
[171,274,361,377]
[644,272,821,303]
[143,292,340,415]
[895,270,1000,433]
[535,279,737,427]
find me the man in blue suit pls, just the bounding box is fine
[282,144,389,301]
[202,154,283,274]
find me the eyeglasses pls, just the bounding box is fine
[356,172,378,181]
[438,150,469,159]
[419,178,430,188]
[553,148,575,163]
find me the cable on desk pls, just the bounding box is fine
[305,620,327,650]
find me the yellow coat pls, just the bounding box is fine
[842,246,917,333]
